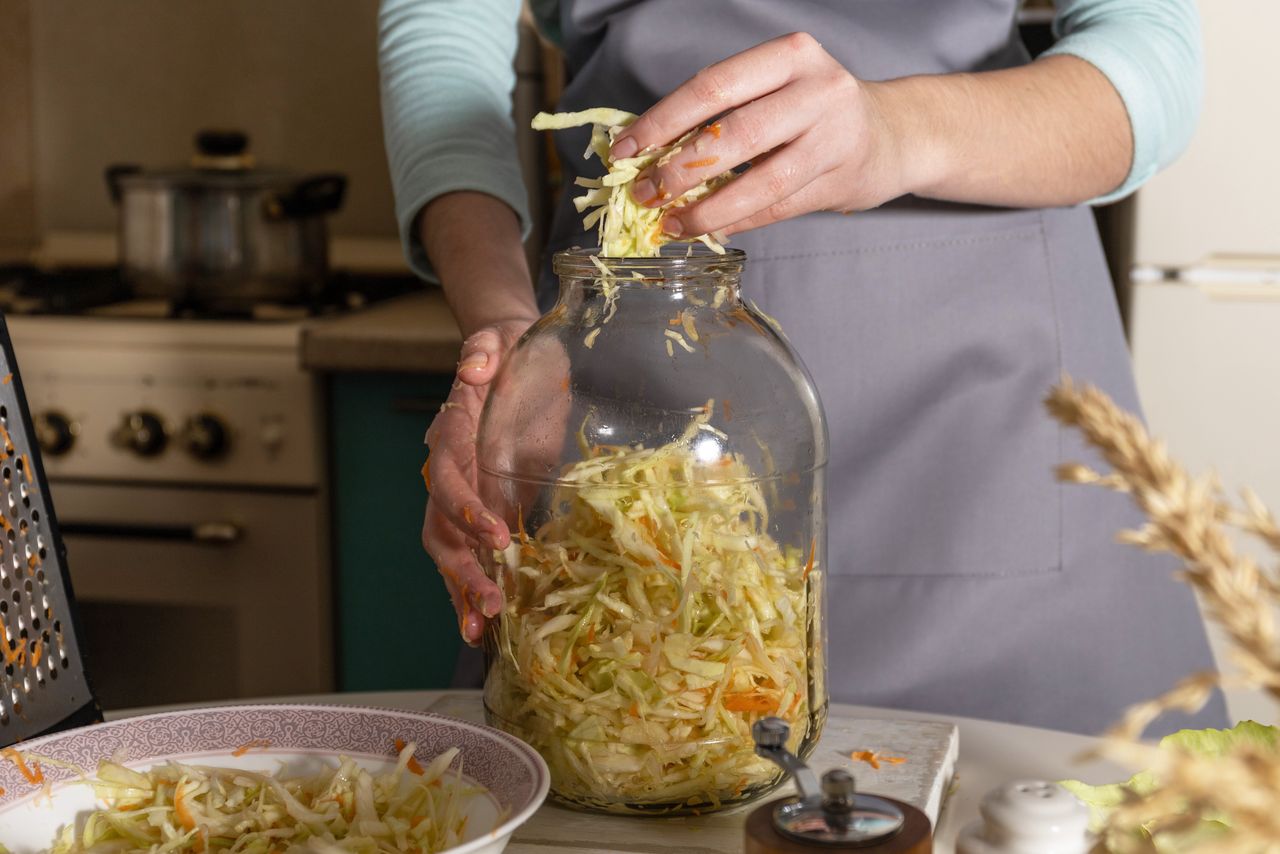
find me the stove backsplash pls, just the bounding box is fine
[11,0,549,271]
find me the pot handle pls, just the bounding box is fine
[264,173,347,220]
[105,164,142,204]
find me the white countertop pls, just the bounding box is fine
[109,689,1126,854]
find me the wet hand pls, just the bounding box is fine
[422,317,534,645]
[610,32,916,237]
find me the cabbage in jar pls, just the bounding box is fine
[477,248,827,814]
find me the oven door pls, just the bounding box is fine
[50,482,333,709]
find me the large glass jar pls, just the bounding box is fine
[477,247,828,815]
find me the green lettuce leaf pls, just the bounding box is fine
[1059,720,1278,833]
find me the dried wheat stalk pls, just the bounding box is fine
[1045,377,1280,852]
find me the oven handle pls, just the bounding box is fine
[60,521,242,544]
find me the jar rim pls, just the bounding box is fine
[554,245,745,282]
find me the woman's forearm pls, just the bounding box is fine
[872,55,1132,208]
[420,191,540,338]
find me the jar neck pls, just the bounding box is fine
[553,247,745,300]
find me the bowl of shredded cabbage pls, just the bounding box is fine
[0,703,549,854]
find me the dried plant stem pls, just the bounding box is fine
[1047,377,1280,852]
[1046,378,1280,702]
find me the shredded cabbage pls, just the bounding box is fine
[39,743,487,853]
[485,404,820,813]
[531,109,735,258]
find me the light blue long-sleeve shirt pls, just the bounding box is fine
[379,0,1202,280]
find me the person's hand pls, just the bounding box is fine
[610,32,922,238]
[423,317,534,645]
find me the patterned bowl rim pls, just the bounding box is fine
[1,702,551,854]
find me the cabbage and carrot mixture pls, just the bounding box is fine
[484,406,820,812]
[532,108,735,258]
[28,743,484,854]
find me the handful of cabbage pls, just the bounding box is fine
[532,108,735,258]
[484,411,820,813]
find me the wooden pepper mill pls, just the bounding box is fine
[745,717,932,853]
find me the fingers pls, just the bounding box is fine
[669,135,834,236]
[423,506,502,645]
[631,79,828,210]
[718,177,839,236]
[610,32,827,160]
[428,411,512,550]
[456,328,507,387]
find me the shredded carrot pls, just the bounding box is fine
[462,505,474,526]
[3,642,24,667]
[26,553,38,573]
[0,424,11,453]
[174,781,197,830]
[683,156,720,169]
[802,538,816,580]
[458,584,475,638]
[410,815,426,828]
[722,399,734,422]
[849,750,907,770]
[559,375,571,392]
[395,738,426,775]
[0,514,10,532]
[629,701,640,717]
[30,640,41,667]
[722,691,779,713]
[20,454,31,484]
[2,749,44,785]
[420,454,431,491]
[231,738,271,757]
[707,122,722,139]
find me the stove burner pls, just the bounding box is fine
[0,267,419,320]
[0,266,132,315]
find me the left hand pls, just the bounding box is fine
[610,32,920,238]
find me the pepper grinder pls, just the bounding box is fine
[745,717,933,853]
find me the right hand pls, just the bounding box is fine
[423,317,535,645]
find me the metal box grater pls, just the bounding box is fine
[0,316,100,745]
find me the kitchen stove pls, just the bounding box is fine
[0,266,416,709]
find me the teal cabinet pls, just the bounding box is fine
[329,373,460,690]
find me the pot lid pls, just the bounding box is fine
[109,131,303,190]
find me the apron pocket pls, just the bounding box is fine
[750,215,1062,578]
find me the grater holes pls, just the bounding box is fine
[30,508,38,522]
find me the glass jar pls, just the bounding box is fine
[477,247,828,815]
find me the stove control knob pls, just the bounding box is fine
[181,413,230,461]
[112,411,167,457]
[35,411,76,457]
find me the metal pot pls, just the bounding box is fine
[105,130,346,313]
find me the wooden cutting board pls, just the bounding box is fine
[425,692,958,854]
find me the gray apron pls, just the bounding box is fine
[511,0,1227,735]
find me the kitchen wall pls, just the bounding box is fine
[0,0,37,262]
[29,0,396,239]
[1129,1,1280,724]
[1133,0,1280,265]
[16,0,550,269]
